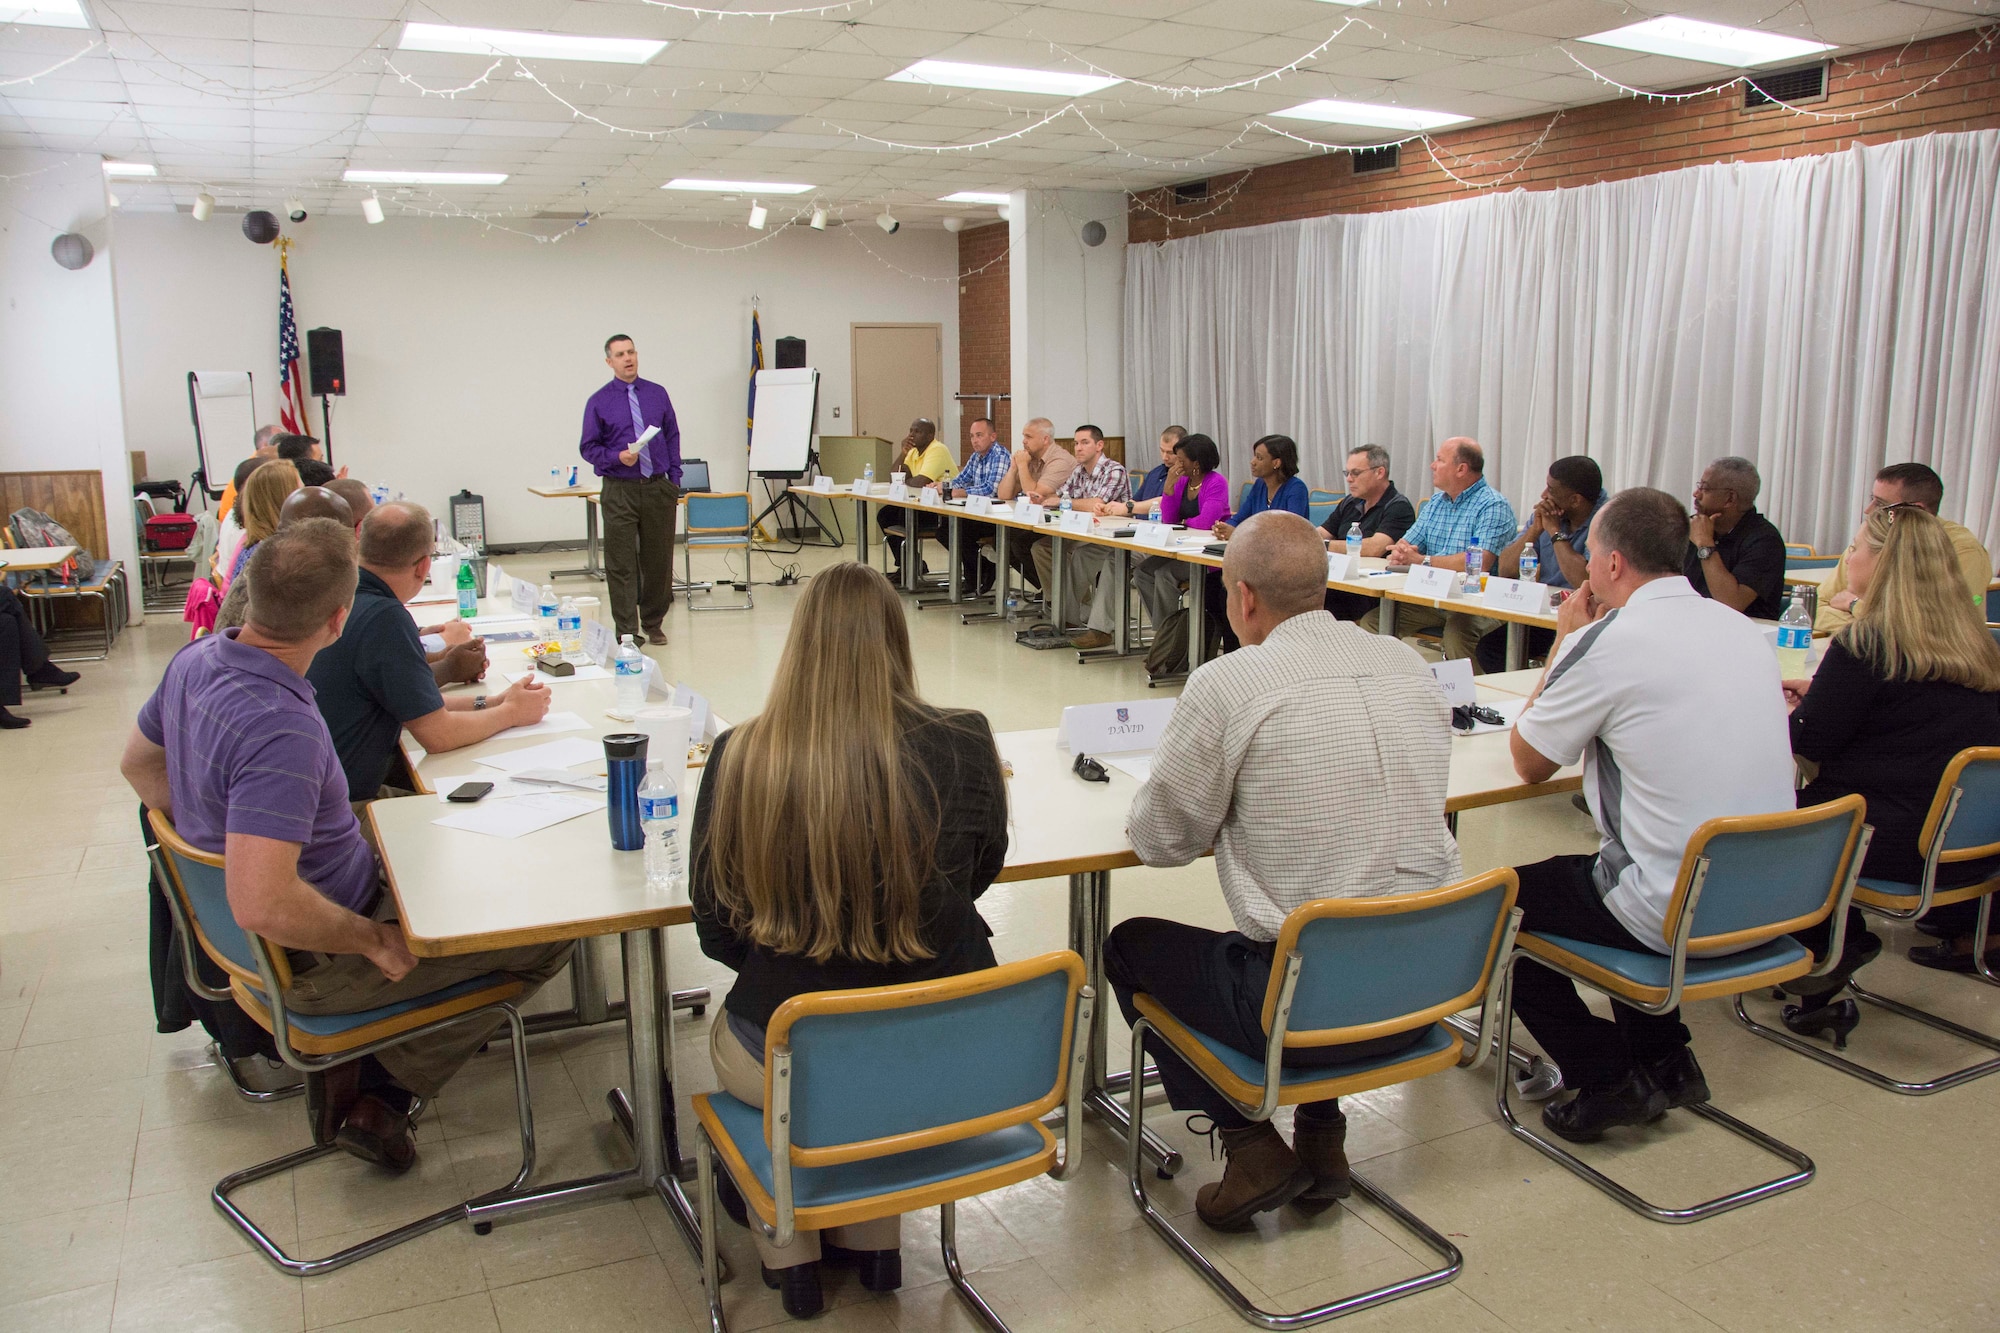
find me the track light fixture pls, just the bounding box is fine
[361,193,385,225]
[809,206,827,231]
[191,192,214,222]
[876,210,899,234]
[748,200,767,229]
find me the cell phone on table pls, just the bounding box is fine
[447,781,494,803]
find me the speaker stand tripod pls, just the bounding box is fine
[749,444,841,548]
[319,394,335,469]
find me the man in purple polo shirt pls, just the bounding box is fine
[581,334,682,645]
[122,519,570,1172]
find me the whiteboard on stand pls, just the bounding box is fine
[748,367,819,478]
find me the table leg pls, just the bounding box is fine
[1066,869,1182,1177]
[1185,560,1206,671]
[902,502,917,593]
[1049,533,1066,630]
[585,500,604,580]
[1505,621,1525,672]
[1378,596,1399,639]
[1113,548,1130,654]
[853,498,868,565]
[916,512,964,610]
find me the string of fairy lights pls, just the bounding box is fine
[5,1,1995,268]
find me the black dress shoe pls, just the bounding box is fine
[822,1243,902,1292]
[713,1168,749,1229]
[306,1063,362,1145]
[761,1261,824,1319]
[1782,997,1861,1050]
[1540,1068,1668,1143]
[26,662,79,691]
[1908,941,2000,974]
[0,707,28,730]
[1642,1047,1710,1109]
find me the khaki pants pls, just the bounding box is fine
[600,476,681,640]
[709,1018,901,1269]
[283,896,572,1097]
[1357,603,1499,670]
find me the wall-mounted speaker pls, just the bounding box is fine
[307,327,345,396]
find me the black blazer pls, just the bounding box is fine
[690,705,1010,1030]
[1792,638,2000,886]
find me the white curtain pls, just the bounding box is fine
[1124,129,2000,558]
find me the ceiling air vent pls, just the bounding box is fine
[1351,144,1400,175]
[1744,62,1828,109]
[1172,179,1209,204]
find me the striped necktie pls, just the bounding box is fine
[628,383,651,477]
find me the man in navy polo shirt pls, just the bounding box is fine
[122,520,569,1172]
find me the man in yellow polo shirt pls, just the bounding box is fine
[1815,463,1993,631]
[215,424,283,523]
[878,417,954,581]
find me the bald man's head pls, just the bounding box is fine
[279,485,352,529]
[326,478,374,526]
[1222,511,1328,633]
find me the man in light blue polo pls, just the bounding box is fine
[1360,436,1518,666]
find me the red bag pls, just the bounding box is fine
[144,513,197,552]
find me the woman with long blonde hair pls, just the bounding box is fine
[1781,506,2000,1042]
[689,561,1008,1316]
[222,460,301,589]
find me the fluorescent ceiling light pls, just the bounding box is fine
[1271,99,1470,131]
[343,169,508,185]
[940,191,1010,205]
[1578,16,1834,67]
[663,177,812,194]
[101,161,158,177]
[888,59,1120,98]
[2,0,88,29]
[399,22,666,65]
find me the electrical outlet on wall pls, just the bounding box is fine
[832,406,841,418]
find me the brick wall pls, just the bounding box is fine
[955,220,1011,452]
[1129,27,2000,243]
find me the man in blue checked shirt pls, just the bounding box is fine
[932,416,1011,596]
[1360,437,1518,668]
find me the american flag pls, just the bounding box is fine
[277,251,310,435]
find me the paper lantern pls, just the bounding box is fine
[50,233,94,270]
[242,210,280,244]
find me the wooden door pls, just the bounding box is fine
[851,323,943,447]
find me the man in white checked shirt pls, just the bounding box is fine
[1105,511,1462,1232]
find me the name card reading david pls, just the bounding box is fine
[1402,563,1458,600]
[1484,575,1552,616]
[1428,658,1477,707]
[511,577,537,615]
[1062,698,1179,756]
[1327,550,1360,582]
[812,475,834,494]
[582,619,614,667]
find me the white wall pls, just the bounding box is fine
[0,150,138,614]
[114,214,959,545]
[1009,189,1125,438]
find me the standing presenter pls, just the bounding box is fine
[581,334,681,645]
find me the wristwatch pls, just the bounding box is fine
[1551,532,1573,545]
[473,695,489,710]
[1695,545,1716,561]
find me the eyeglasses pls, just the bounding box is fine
[1342,466,1381,479]
[1071,753,1108,784]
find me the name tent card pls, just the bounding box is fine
[1013,495,1036,521]
[887,480,910,501]
[918,487,941,507]
[1485,576,1552,616]
[1060,508,1094,534]
[582,619,614,666]
[672,684,711,739]
[1402,563,1458,599]
[1429,658,1477,707]
[511,578,537,615]
[1061,698,1179,756]
[1328,550,1360,582]
[851,479,872,496]
[812,475,834,494]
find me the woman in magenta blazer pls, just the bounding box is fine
[1130,433,1230,634]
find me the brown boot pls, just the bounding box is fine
[1290,1109,1352,1214]
[335,1093,418,1173]
[1194,1122,1312,1232]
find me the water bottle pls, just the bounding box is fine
[604,734,647,852]
[863,462,875,488]
[1059,494,1072,522]
[1005,592,1021,622]
[1519,547,1540,586]
[1346,521,1363,553]
[614,635,646,713]
[557,597,583,658]
[456,557,478,618]
[641,771,686,892]
[1463,546,1485,595]
[537,583,559,638]
[566,465,579,488]
[1776,597,1813,677]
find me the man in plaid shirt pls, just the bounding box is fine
[934,417,1010,595]
[1360,437,1518,667]
[1030,426,1129,604]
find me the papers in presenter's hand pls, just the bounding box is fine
[433,791,605,839]
[634,424,660,448]
[474,735,603,774]
[495,710,591,739]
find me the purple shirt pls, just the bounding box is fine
[137,630,378,914]
[581,375,681,485]
[1162,471,1232,530]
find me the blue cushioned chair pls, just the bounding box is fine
[147,809,538,1276]
[1499,796,1868,1224]
[1307,489,1340,530]
[1783,542,1819,560]
[1735,748,2000,1094]
[691,951,1092,1333]
[1786,555,1840,570]
[1126,870,1522,1328]
[683,491,754,610]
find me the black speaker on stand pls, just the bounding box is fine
[774,336,806,369]
[307,327,345,466]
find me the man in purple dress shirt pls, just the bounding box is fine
[581,334,682,644]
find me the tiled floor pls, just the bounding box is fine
[3,542,1997,1331]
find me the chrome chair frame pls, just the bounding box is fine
[1126,872,1523,1329]
[148,809,539,1276]
[1733,748,2000,1094]
[1498,800,1869,1224]
[692,953,1094,1333]
[682,491,755,611]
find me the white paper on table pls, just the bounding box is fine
[436,776,541,802]
[493,710,591,739]
[1099,754,1154,783]
[469,615,534,634]
[433,791,605,838]
[503,663,612,685]
[1460,697,1528,736]
[510,768,609,793]
[473,735,603,774]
